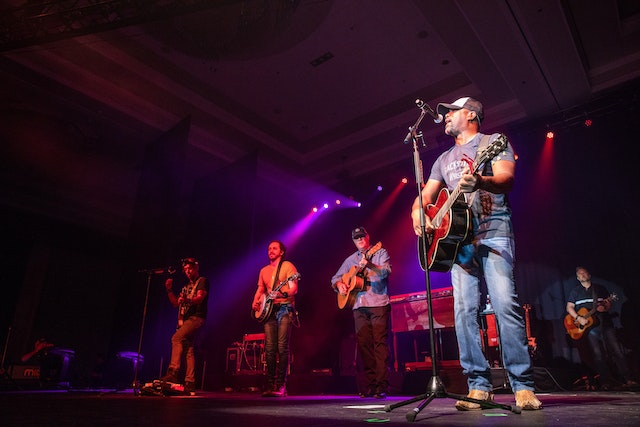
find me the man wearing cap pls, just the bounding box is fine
[410,97,541,410]
[161,257,209,395]
[331,227,392,398]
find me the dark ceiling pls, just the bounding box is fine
[2,0,640,236]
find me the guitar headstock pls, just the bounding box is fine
[288,272,301,281]
[367,241,382,257]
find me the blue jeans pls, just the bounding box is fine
[168,315,204,383]
[263,304,293,387]
[452,237,534,392]
[583,324,631,384]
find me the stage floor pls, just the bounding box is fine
[1,388,639,426]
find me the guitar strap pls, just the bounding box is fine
[272,259,284,290]
[475,133,493,163]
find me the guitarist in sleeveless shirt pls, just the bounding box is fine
[161,257,209,395]
[410,97,541,410]
[331,227,391,399]
[251,240,299,397]
[566,266,638,390]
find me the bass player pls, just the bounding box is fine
[566,266,638,390]
[331,227,391,399]
[251,240,299,397]
[410,97,541,410]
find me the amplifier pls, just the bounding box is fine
[480,312,500,347]
[226,347,241,373]
[243,333,265,343]
[390,287,454,332]
[9,365,41,380]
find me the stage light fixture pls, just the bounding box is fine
[584,119,592,127]
[335,199,341,205]
[323,203,329,209]
[546,131,554,139]
[401,178,408,184]
[312,207,318,213]
[377,185,383,191]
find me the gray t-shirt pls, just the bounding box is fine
[429,132,515,240]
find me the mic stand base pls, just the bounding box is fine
[384,375,521,422]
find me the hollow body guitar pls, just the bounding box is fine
[253,272,301,323]
[564,293,617,340]
[337,242,382,309]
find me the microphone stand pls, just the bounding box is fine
[384,105,519,422]
[131,270,152,395]
[131,267,172,395]
[0,326,20,390]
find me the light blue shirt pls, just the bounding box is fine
[331,247,391,309]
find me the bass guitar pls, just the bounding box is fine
[253,272,301,323]
[337,242,382,309]
[418,134,508,272]
[564,293,618,340]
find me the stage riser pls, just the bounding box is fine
[221,370,468,395]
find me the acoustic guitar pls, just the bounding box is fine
[337,242,382,309]
[564,293,617,340]
[418,134,508,272]
[253,272,301,323]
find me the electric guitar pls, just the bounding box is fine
[177,286,193,328]
[418,134,508,272]
[523,304,537,356]
[337,242,382,309]
[564,293,618,340]
[253,272,301,323]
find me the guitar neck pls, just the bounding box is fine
[583,294,616,319]
[272,273,300,294]
[432,185,462,227]
[524,304,532,338]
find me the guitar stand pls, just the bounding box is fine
[386,120,520,422]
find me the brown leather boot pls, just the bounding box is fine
[454,389,494,411]
[514,389,542,410]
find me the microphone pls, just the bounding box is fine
[415,99,443,123]
[138,266,176,275]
